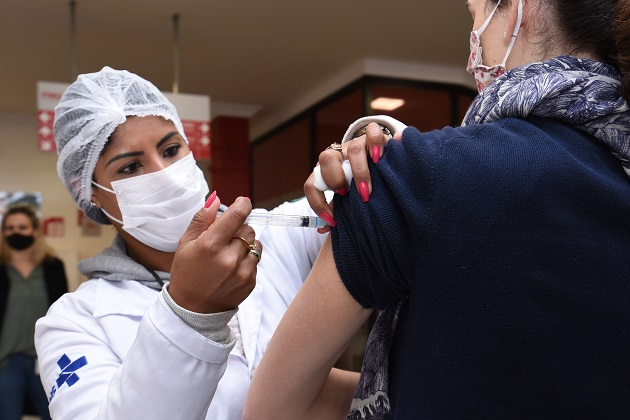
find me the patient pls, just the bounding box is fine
[245,0,630,418]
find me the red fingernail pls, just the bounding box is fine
[319,211,336,227]
[335,188,348,196]
[372,146,380,164]
[358,182,369,202]
[204,191,217,208]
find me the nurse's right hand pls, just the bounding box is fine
[168,195,261,314]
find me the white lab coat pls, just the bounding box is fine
[35,198,327,419]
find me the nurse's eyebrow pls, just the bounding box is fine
[155,131,179,149]
[104,131,181,168]
[105,151,143,168]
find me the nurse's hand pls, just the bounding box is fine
[169,195,261,313]
[305,122,402,234]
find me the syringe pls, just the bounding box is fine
[218,204,328,228]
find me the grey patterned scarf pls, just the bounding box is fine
[348,55,630,420]
[347,299,406,420]
[464,55,630,176]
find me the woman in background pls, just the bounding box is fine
[0,204,68,420]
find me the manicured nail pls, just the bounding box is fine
[319,211,336,227]
[358,182,370,202]
[335,188,348,196]
[372,146,380,164]
[244,196,251,201]
[204,191,217,208]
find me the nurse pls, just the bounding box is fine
[35,66,330,419]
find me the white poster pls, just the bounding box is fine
[36,81,211,159]
[36,81,67,153]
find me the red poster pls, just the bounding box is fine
[43,217,64,237]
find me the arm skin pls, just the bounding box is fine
[244,236,372,420]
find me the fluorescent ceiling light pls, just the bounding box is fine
[370,97,405,111]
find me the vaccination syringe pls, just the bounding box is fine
[218,204,328,228]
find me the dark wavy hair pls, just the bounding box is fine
[614,0,630,100]
[488,0,629,99]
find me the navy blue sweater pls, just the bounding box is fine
[332,117,630,418]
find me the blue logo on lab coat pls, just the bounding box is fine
[50,354,88,401]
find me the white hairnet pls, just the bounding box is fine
[54,66,187,224]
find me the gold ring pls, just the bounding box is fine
[233,236,262,262]
[325,142,345,160]
[232,236,252,251]
[248,245,262,262]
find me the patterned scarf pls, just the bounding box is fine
[464,55,630,176]
[348,56,630,420]
[347,299,406,420]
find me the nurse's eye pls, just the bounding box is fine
[164,144,181,158]
[118,161,142,175]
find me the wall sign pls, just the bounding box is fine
[36,81,211,159]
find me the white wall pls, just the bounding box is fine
[0,112,117,291]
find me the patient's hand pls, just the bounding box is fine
[305,122,402,233]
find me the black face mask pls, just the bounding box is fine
[6,233,35,250]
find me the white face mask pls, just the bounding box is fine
[466,0,523,92]
[93,153,209,252]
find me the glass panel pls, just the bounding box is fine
[370,84,451,132]
[315,87,364,152]
[458,92,477,123]
[252,117,310,209]
[251,79,477,209]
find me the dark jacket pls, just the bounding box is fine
[0,256,68,337]
[333,117,630,418]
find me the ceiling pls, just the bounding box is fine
[0,0,474,139]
